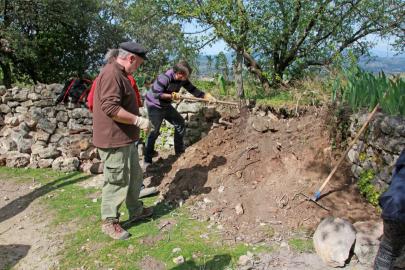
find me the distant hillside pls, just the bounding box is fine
[359,56,405,74]
[196,54,405,77]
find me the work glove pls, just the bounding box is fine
[204,93,216,102]
[171,92,182,101]
[134,116,152,133]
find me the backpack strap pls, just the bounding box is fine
[62,79,76,103]
[78,86,91,103]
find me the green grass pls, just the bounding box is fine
[288,238,314,253]
[256,91,296,107]
[0,167,273,270]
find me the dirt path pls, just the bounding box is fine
[0,179,62,270]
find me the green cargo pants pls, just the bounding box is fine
[98,144,143,220]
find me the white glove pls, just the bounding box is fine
[134,116,152,132]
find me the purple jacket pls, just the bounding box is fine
[145,69,205,108]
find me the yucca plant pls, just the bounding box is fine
[217,74,227,96]
[334,67,405,116]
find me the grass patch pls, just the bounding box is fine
[288,238,314,253]
[0,167,273,270]
[256,91,296,107]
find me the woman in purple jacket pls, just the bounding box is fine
[143,60,215,165]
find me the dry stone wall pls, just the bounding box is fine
[347,111,405,191]
[0,84,219,172]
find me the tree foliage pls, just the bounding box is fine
[122,0,200,79]
[164,0,405,92]
[1,0,403,92]
[0,0,195,87]
[0,0,125,87]
[215,51,229,79]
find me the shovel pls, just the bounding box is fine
[311,103,381,201]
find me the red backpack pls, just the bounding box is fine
[55,78,92,105]
[87,74,142,112]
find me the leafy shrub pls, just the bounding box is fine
[357,169,382,206]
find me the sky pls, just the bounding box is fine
[199,35,399,57]
[185,24,400,57]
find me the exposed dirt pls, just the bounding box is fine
[149,106,379,243]
[0,180,64,270]
[138,255,166,270]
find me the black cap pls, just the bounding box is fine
[119,41,148,60]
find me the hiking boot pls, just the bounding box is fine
[101,218,130,240]
[123,207,154,227]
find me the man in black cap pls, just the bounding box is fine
[119,41,148,60]
[92,41,153,240]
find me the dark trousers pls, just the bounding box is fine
[144,105,185,163]
[374,220,405,270]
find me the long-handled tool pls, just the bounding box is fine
[311,103,381,201]
[179,96,239,106]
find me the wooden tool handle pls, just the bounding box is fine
[318,103,380,193]
[180,96,238,106]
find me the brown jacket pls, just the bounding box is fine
[92,62,140,148]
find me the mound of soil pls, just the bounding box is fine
[150,106,378,243]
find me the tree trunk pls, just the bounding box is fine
[272,51,283,84]
[0,60,13,88]
[235,52,244,99]
[240,50,272,94]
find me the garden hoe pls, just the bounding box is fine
[311,102,381,202]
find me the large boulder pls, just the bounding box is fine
[353,221,383,264]
[52,157,80,172]
[38,159,54,168]
[37,118,57,134]
[176,102,201,113]
[0,137,17,154]
[5,151,30,168]
[0,104,11,114]
[69,108,92,119]
[313,217,356,267]
[36,146,61,159]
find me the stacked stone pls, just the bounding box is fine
[348,111,405,190]
[0,85,219,172]
[0,84,96,172]
[143,101,218,151]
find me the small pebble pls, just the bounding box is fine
[238,255,251,266]
[173,256,184,265]
[203,197,212,204]
[172,247,181,253]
